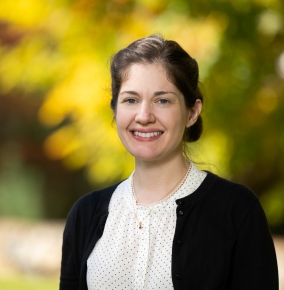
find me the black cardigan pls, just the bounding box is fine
[60,172,278,290]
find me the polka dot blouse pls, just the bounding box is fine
[87,162,207,290]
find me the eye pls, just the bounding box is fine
[124,98,137,104]
[157,99,170,105]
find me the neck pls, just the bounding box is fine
[133,155,190,205]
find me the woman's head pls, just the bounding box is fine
[110,34,203,142]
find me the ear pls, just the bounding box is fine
[185,99,202,128]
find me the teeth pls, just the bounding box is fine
[133,131,162,138]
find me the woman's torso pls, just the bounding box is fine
[86,163,207,290]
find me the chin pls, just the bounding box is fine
[129,150,159,162]
[132,151,171,163]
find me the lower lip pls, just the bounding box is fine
[131,132,162,142]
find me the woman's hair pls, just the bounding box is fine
[110,34,203,142]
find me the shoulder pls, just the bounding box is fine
[65,182,122,227]
[62,182,122,243]
[184,170,258,211]
[203,172,262,228]
[73,182,121,213]
[204,172,258,204]
[208,172,258,203]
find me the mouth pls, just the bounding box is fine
[132,131,163,138]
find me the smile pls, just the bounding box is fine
[133,131,163,138]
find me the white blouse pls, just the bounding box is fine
[87,162,207,290]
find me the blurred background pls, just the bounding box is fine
[0,0,283,289]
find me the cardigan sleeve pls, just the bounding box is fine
[230,199,278,289]
[59,184,118,290]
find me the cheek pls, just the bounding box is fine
[115,108,130,132]
[115,117,124,134]
[167,109,188,129]
[114,106,123,124]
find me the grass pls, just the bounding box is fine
[0,275,59,290]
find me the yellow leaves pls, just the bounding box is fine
[45,8,74,41]
[85,120,134,185]
[111,0,130,3]
[0,0,74,29]
[87,148,133,185]
[38,97,66,127]
[0,35,63,94]
[43,125,89,170]
[0,47,24,94]
[63,148,89,170]
[137,0,168,14]
[0,0,49,27]
[42,101,134,180]
[38,56,109,126]
[43,126,79,161]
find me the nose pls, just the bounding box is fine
[135,102,155,124]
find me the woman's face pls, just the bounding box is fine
[115,63,199,162]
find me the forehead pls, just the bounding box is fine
[120,63,177,91]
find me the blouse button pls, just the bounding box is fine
[176,200,182,205]
[178,210,184,216]
[176,274,182,280]
[177,240,182,245]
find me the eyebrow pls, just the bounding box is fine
[119,90,177,96]
[119,90,139,96]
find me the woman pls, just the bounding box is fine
[60,35,278,290]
